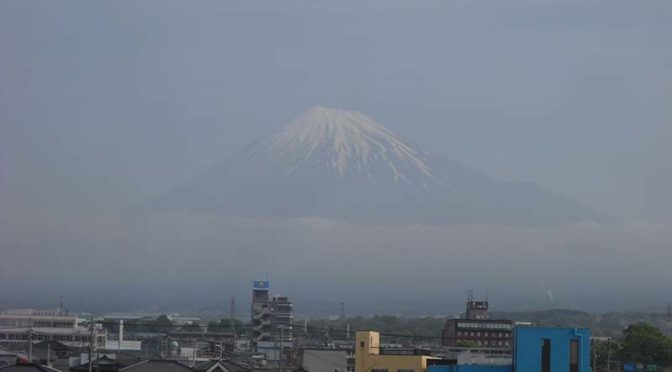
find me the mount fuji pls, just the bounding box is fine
[145,106,600,225]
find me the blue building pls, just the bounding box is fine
[429,326,591,372]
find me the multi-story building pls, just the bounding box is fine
[251,280,272,348]
[441,300,514,348]
[269,296,293,346]
[250,281,293,360]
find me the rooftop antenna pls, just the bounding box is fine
[468,289,474,303]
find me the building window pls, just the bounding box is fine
[398,370,414,372]
[570,339,579,372]
[541,339,551,372]
[371,369,388,372]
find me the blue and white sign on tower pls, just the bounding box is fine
[253,281,270,289]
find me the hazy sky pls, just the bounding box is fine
[1,0,671,313]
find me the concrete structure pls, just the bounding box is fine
[442,300,513,348]
[355,331,434,372]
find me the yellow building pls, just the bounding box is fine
[355,331,435,372]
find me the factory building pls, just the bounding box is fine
[442,299,513,348]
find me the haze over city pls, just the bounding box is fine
[1,0,671,315]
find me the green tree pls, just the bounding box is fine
[618,323,672,367]
[592,339,622,372]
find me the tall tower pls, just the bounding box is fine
[251,281,272,350]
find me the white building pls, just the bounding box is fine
[0,309,106,349]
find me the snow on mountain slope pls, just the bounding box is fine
[144,106,601,226]
[246,106,439,186]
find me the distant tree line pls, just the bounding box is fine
[593,323,672,371]
[102,314,176,334]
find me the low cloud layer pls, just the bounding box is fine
[2,210,670,314]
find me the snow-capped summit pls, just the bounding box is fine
[145,107,600,226]
[247,106,436,185]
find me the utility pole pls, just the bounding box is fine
[592,339,597,372]
[88,315,95,372]
[279,325,284,372]
[606,338,611,372]
[47,343,51,367]
[229,296,236,342]
[27,328,33,363]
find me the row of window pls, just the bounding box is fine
[0,321,76,328]
[0,333,105,344]
[457,322,512,330]
[457,331,509,338]
[370,369,414,372]
[458,339,510,347]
